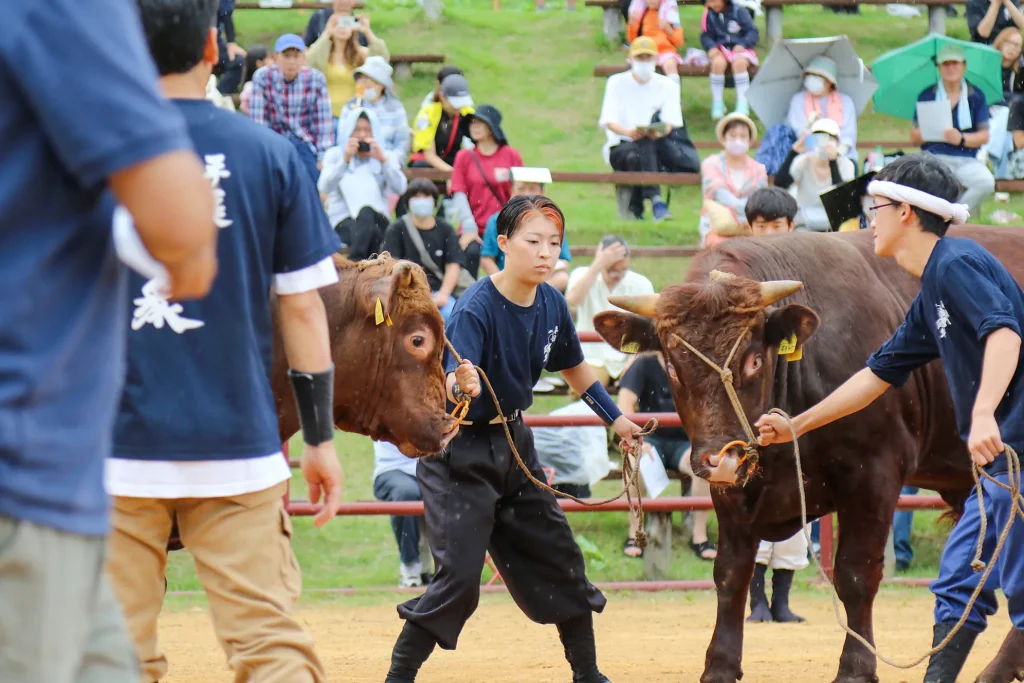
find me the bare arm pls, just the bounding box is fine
[617,387,639,415]
[423,145,453,172]
[1007,0,1024,29]
[564,263,601,308]
[278,289,332,372]
[437,262,461,299]
[560,361,645,443]
[108,150,217,300]
[977,0,1003,39]
[910,126,923,146]
[756,367,891,444]
[480,257,500,276]
[964,128,991,148]
[968,328,1022,464]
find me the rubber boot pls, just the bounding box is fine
[557,613,612,683]
[747,563,773,623]
[923,622,980,683]
[384,622,437,683]
[769,569,806,623]
[975,628,1024,683]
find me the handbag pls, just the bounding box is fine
[401,215,475,298]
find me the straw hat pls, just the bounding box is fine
[715,112,758,145]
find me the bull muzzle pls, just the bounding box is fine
[694,442,751,487]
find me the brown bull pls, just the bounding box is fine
[595,226,1024,683]
[272,254,457,455]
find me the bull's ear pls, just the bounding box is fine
[365,261,416,325]
[593,311,660,354]
[764,304,820,353]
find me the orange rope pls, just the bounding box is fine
[718,440,751,465]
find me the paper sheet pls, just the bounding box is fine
[916,100,954,143]
[639,445,671,499]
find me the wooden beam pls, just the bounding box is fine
[235,1,364,8]
[594,63,758,78]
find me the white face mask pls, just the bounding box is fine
[804,75,828,96]
[632,60,656,81]
[725,139,749,156]
[408,197,436,218]
[362,87,380,101]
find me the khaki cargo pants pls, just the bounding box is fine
[106,482,326,683]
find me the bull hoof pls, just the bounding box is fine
[700,671,742,683]
[831,674,879,683]
[975,629,1024,683]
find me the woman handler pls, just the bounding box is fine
[385,195,644,683]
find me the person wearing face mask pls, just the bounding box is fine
[341,56,411,164]
[699,112,768,245]
[318,107,407,260]
[599,36,688,221]
[626,0,685,84]
[773,117,856,232]
[381,178,464,321]
[785,56,858,165]
[306,10,389,122]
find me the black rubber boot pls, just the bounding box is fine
[384,622,437,683]
[769,569,805,623]
[557,613,612,683]
[923,622,980,683]
[747,563,773,623]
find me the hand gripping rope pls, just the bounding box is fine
[678,320,1024,668]
[443,336,660,548]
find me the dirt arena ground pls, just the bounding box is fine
[158,590,1011,682]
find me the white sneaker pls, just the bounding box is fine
[399,562,423,588]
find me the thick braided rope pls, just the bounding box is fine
[443,336,659,548]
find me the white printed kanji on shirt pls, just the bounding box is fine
[131,280,205,334]
[204,153,232,229]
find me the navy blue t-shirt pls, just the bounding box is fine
[114,99,340,462]
[444,278,584,422]
[915,83,990,158]
[867,237,1024,475]
[0,0,190,535]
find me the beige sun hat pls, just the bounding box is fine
[715,112,758,146]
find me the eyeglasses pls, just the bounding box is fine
[867,201,899,217]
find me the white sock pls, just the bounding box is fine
[734,71,750,102]
[710,74,725,105]
[668,73,680,84]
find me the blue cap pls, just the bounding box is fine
[274,33,306,53]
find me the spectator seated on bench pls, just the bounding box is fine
[1005,95,1024,176]
[372,440,429,588]
[341,56,410,165]
[746,186,798,236]
[785,56,859,166]
[968,0,1024,45]
[994,27,1024,103]
[409,72,474,172]
[532,399,613,500]
[699,113,767,245]
[701,0,759,119]
[304,0,370,47]
[307,11,389,124]
[480,167,573,292]
[626,0,684,84]
[238,45,270,115]
[773,118,855,232]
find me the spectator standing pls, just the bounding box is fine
[239,44,270,115]
[480,167,572,292]
[599,36,686,222]
[994,27,1024,102]
[373,441,429,587]
[748,533,809,623]
[626,0,685,84]
[410,73,475,171]
[215,0,246,94]
[565,235,654,387]
[0,0,217,679]
[699,113,768,244]
[307,13,389,122]
[910,43,995,219]
[450,104,523,277]
[381,179,464,321]
[249,34,335,184]
[701,0,759,119]
[968,0,1024,44]
[342,56,411,164]
[893,485,920,572]
[773,118,856,231]
[618,353,718,561]
[319,107,408,260]
[109,3,344,681]
[785,56,859,164]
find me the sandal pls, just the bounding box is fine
[689,540,718,561]
[623,537,644,559]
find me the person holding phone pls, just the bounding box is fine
[307,10,389,122]
[773,117,856,231]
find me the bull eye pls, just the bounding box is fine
[412,336,425,348]
[746,353,763,376]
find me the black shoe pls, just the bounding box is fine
[384,622,437,683]
[747,563,773,623]
[769,569,805,623]
[420,572,434,585]
[896,559,910,573]
[923,622,980,683]
[558,614,611,683]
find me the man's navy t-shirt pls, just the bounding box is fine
[915,84,990,158]
[0,0,190,535]
[114,100,340,462]
[444,277,584,422]
[867,237,1024,475]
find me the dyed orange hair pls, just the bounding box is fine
[497,194,565,240]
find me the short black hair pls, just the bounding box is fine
[437,65,463,83]
[404,178,440,201]
[242,44,268,85]
[745,187,798,224]
[138,0,219,76]
[497,195,565,240]
[874,154,963,237]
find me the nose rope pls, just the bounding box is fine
[443,335,659,548]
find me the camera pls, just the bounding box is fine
[357,141,371,153]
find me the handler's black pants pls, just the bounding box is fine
[398,418,606,650]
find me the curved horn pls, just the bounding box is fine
[392,260,416,288]
[760,280,803,307]
[608,293,661,317]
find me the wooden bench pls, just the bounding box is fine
[585,0,703,42]
[390,53,445,79]
[235,1,364,9]
[593,63,757,81]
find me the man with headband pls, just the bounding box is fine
[757,154,1024,682]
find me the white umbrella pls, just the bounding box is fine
[746,36,877,129]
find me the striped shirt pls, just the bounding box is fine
[249,64,334,159]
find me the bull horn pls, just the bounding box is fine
[608,293,660,317]
[392,260,416,288]
[760,280,803,307]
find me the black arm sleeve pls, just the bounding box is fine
[828,159,843,186]
[773,149,799,189]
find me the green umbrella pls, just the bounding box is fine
[870,33,1002,120]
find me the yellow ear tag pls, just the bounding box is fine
[385,314,393,327]
[620,336,641,354]
[375,298,385,326]
[788,346,803,361]
[778,334,797,356]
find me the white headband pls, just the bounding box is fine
[867,180,970,225]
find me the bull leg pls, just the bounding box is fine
[976,628,1024,683]
[829,499,895,683]
[701,512,758,683]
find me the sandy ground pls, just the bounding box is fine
[156,590,1012,682]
